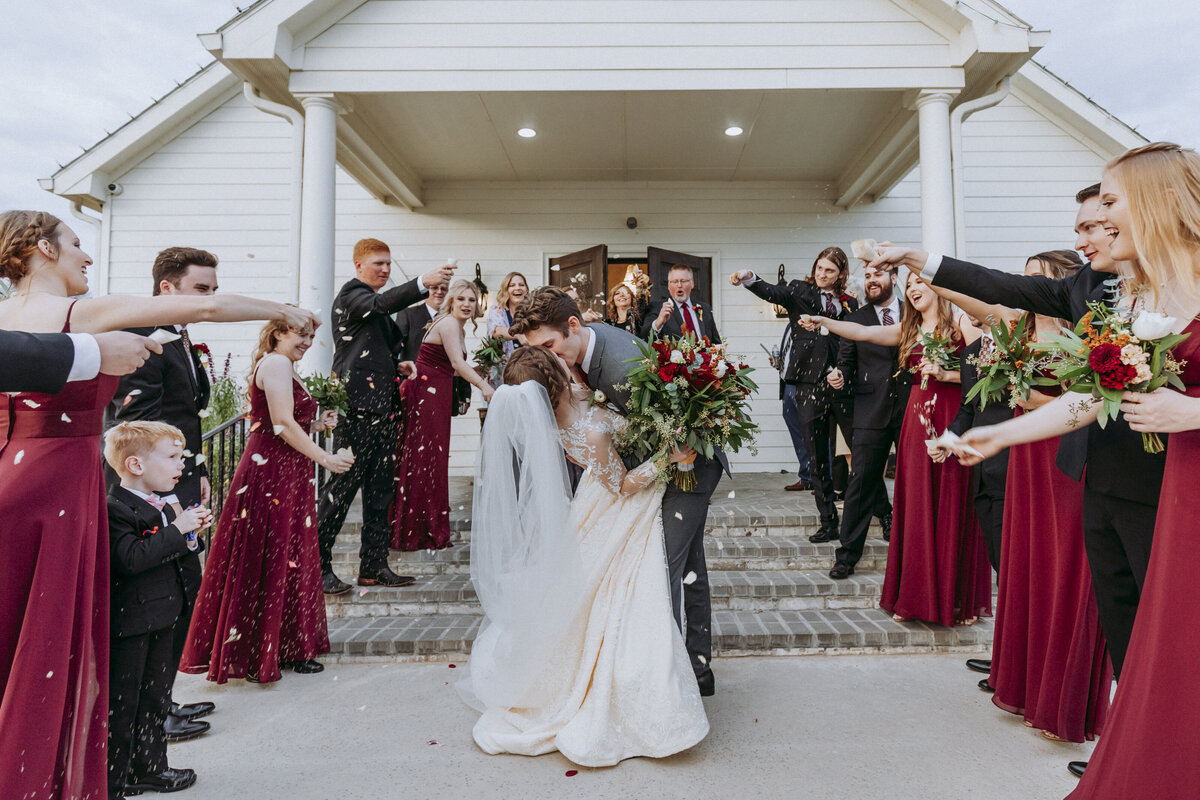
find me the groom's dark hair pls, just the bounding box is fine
[509,286,584,337]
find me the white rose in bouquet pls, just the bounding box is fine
[1131,311,1176,340]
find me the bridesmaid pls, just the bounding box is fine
[809,271,990,626]
[393,279,494,550]
[603,283,643,336]
[0,210,315,799]
[181,320,352,684]
[931,251,1112,743]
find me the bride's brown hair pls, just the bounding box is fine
[503,345,570,405]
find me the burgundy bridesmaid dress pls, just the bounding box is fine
[391,341,454,551]
[181,377,329,684]
[1068,318,1200,798]
[990,394,1112,743]
[880,342,992,627]
[0,304,112,799]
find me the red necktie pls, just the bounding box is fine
[680,303,696,336]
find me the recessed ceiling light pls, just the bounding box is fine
[517,128,537,138]
[725,126,744,137]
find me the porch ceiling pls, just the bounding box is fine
[349,88,898,183]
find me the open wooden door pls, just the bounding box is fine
[549,244,608,316]
[647,247,713,307]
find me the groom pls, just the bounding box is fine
[511,287,726,696]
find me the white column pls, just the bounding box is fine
[298,94,342,372]
[915,91,956,255]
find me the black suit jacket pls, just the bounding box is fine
[947,339,1014,498]
[0,330,75,394]
[394,302,438,362]
[642,299,721,344]
[932,256,1165,504]
[837,304,910,430]
[108,327,211,504]
[332,277,425,415]
[746,278,859,384]
[107,486,200,639]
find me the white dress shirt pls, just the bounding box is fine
[873,296,902,325]
[66,333,101,382]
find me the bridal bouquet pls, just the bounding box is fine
[913,329,960,390]
[617,334,759,490]
[1032,301,1189,453]
[964,316,1057,410]
[300,371,350,416]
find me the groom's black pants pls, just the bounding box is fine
[317,413,399,572]
[662,456,723,679]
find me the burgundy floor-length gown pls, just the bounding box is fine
[181,376,329,684]
[991,398,1112,743]
[0,304,113,800]
[391,341,454,551]
[881,343,992,627]
[1068,318,1200,799]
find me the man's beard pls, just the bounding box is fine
[866,285,894,306]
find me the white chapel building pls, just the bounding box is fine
[42,0,1145,474]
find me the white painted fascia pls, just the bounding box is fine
[1012,62,1147,159]
[202,0,364,68]
[41,63,241,210]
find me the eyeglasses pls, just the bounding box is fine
[668,279,693,286]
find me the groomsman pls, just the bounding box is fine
[730,247,858,542]
[317,240,454,595]
[0,329,159,393]
[395,280,447,361]
[642,264,721,343]
[875,184,1162,778]
[827,264,908,579]
[107,246,221,743]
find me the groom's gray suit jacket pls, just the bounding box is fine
[583,322,731,476]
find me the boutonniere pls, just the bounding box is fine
[695,305,705,323]
[192,341,211,369]
[588,389,608,407]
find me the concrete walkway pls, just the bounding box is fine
[171,655,1090,800]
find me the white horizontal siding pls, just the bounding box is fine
[101,91,1105,476]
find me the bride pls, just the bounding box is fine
[459,345,709,767]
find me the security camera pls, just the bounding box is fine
[107,183,124,196]
[626,216,637,229]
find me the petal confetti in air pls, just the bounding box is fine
[225,628,242,643]
[59,510,65,517]
[698,654,708,665]
[360,350,370,358]
[427,387,436,394]
[198,409,210,418]
[674,511,683,520]
[250,421,262,431]
[251,453,268,465]
[195,454,205,465]
[288,561,299,568]
[683,571,697,585]
[273,425,284,435]
[305,516,312,527]
[61,413,71,423]
[46,671,54,679]
[13,450,25,465]
[22,399,40,408]
[236,486,249,495]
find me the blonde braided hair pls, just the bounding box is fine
[0,210,64,282]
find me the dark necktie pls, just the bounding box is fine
[823,293,837,316]
[881,308,895,326]
[178,328,198,383]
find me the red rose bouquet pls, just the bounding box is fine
[1033,301,1189,453]
[618,334,759,490]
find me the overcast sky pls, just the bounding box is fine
[0,0,1196,255]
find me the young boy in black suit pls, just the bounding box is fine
[104,421,213,798]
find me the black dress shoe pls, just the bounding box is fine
[169,701,215,721]
[696,671,715,697]
[878,513,893,541]
[281,659,325,674]
[808,528,839,543]
[126,767,197,793]
[322,572,352,595]
[965,658,992,675]
[163,716,210,743]
[357,565,416,587]
[1068,761,1087,778]
[829,563,854,580]
[978,678,995,693]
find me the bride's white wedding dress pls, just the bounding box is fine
[460,383,708,767]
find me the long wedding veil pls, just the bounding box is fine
[458,380,581,711]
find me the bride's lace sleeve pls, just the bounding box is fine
[563,409,660,496]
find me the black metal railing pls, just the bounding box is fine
[201,414,332,550]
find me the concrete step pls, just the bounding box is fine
[329,535,892,577]
[325,608,992,660]
[324,568,891,618]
